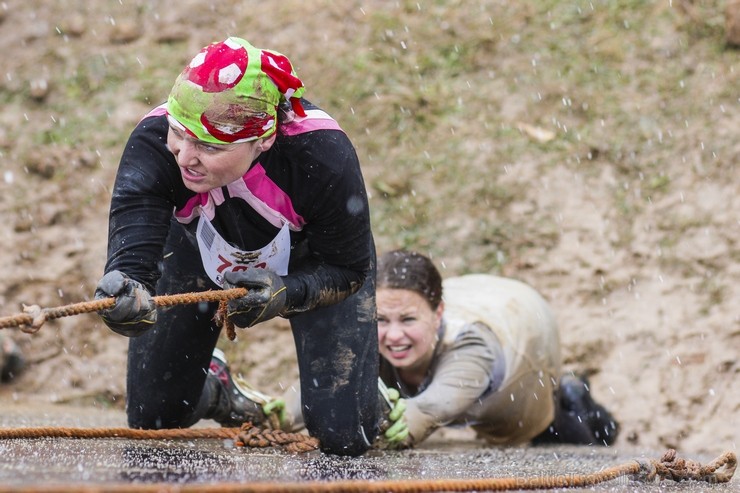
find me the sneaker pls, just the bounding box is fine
[558,374,590,414]
[207,348,266,427]
[559,374,620,446]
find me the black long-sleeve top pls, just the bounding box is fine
[104,100,373,313]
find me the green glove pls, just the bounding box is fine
[375,379,412,449]
[384,388,410,443]
[262,398,288,430]
[234,374,287,430]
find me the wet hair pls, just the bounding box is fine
[277,100,295,124]
[376,249,443,309]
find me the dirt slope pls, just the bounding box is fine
[0,0,737,457]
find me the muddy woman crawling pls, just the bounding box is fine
[274,249,619,450]
[372,249,620,448]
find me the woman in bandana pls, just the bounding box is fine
[373,249,620,448]
[94,38,378,456]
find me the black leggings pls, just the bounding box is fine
[126,222,379,456]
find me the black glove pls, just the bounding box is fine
[94,270,157,337]
[223,269,287,328]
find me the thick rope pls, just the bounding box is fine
[234,425,320,453]
[0,422,319,454]
[0,447,733,492]
[0,288,247,333]
[650,448,737,483]
[215,299,238,341]
[0,426,237,440]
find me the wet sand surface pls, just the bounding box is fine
[0,402,736,492]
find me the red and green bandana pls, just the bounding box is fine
[166,37,306,144]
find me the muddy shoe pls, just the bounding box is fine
[558,374,590,413]
[207,348,266,427]
[0,335,25,383]
[559,374,620,446]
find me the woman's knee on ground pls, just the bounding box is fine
[312,423,375,457]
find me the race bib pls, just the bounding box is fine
[196,216,290,287]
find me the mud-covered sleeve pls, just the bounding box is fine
[402,324,502,444]
[281,130,374,314]
[103,117,180,293]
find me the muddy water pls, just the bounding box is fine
[0,401,736,492]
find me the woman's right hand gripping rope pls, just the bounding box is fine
[94,270,157,337]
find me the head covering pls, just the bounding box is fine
[166,37,306,144]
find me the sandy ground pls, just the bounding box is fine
[0,0,737,464]
[0,403,737,491]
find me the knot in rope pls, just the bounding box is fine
[19,304,46,334]
[235,422,320,453]
[652,448,737,483]
[631,458,657,482]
